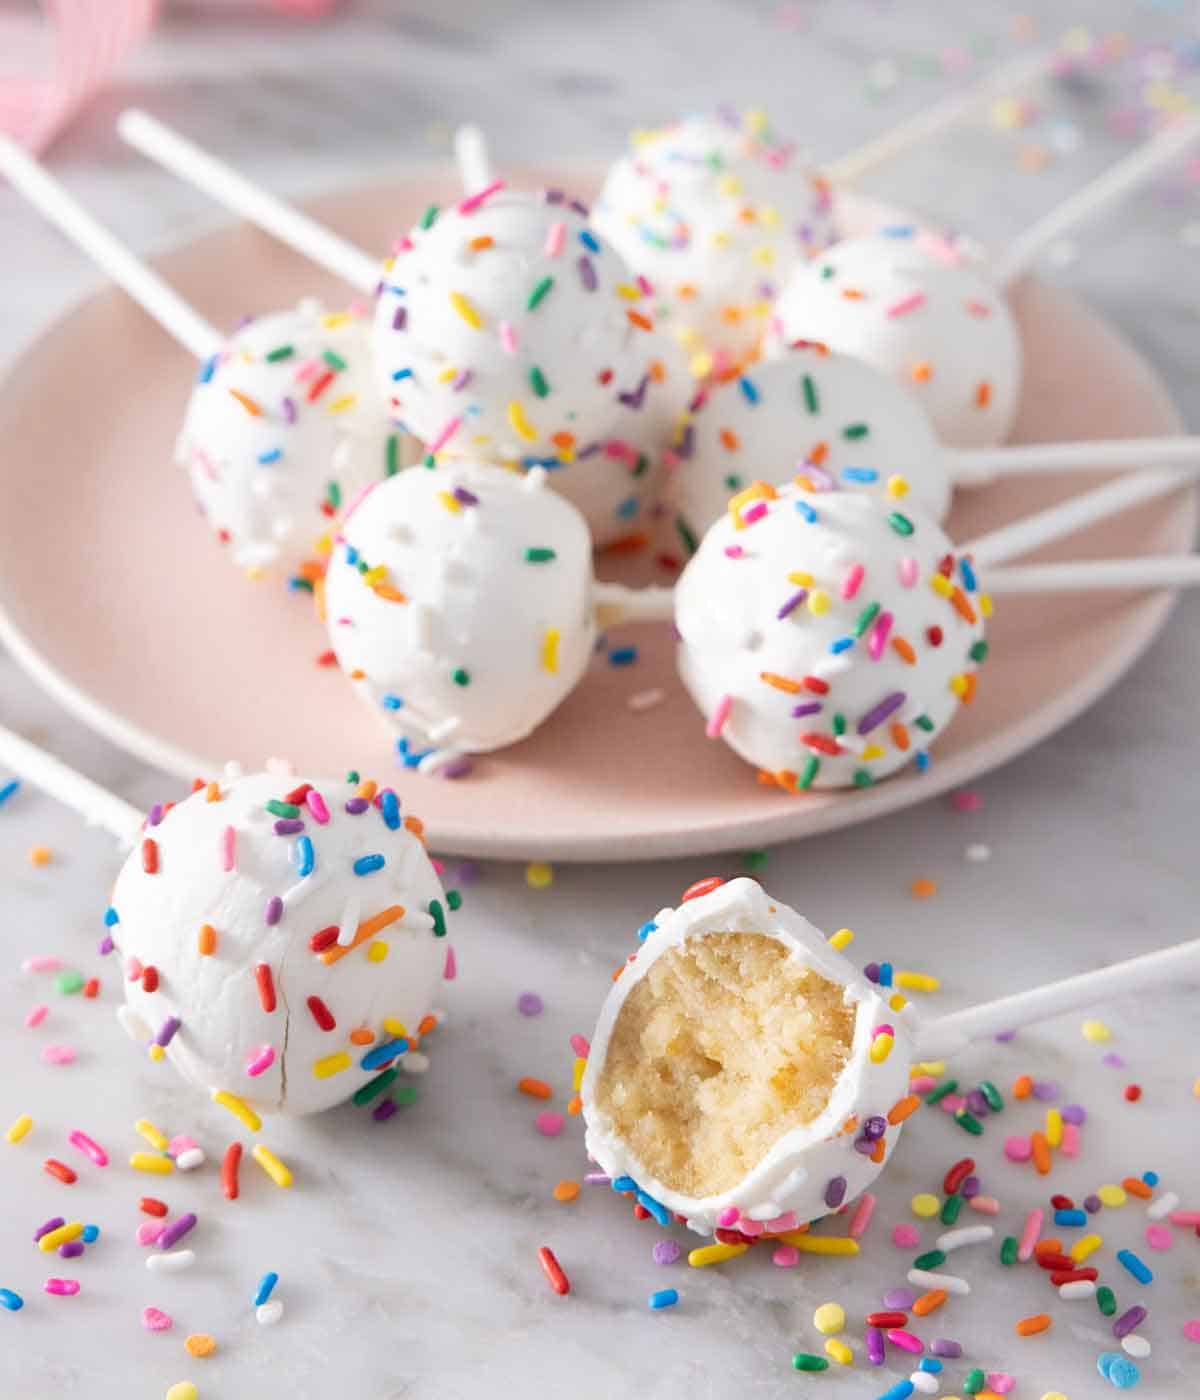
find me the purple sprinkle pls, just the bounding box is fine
[567,199,589,218]
[1113,1304,1147,1339]
[455,861,480,885]
[454,486,479,507]
[345,798,370,815]
[961,1176,980,1199]
[392,305,407,331]
[584,1172,611,1186]
[439,759,474,780]
[994,1028,1017,1042]
[146,803,165,827]
[675,424,695,460]
[866,1327,885,1366]
[1084,1194,1102,1213]
[883,1288,916,1311]
[618,375,648,411]
[1032,1080,1060,1102]
[863,962,881,984]
[1061,1104,1087,1125]
[34,1217,65,1243]
[930,1338,963,1359]
[576,441,602,460]
[802,462,837,492]
[652,1240,681,1266]
[856,691,906,736]
[1102,1052,1126,1068]
[517,993,544,1017]
[282,396,297,424]
[544,188,564,205]
[776,589,808,620]
[155,1016,181,1048]
[158,1212,197,1250]
[264,896,283,926]
[577,256,597,292]
[966,1089,989,1117]
[58,1241,85,1259]
[824,1175,847,1208]
[372,1099,398,1122]
[451,368,473,392]
[274,819,304,836]
[862,1115,887,1141]
[97,935,115,956]
[791,701,823,717]
[853,1136,877,1156]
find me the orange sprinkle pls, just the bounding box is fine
[888,1095,921,1125]
[911,361,933,383]
[949,587,978,624]
[840,287,866,300]
[1122,1176,1153,1200]
[197,924,217,956]
[976,381,992,409]
[1013,1074,1034,1099]
[468,235,494,251]
[185,1333,217,1357]
[1033,1238,1063,1259]
[518,1077,552,1100]
[357,780,378,801]
[553,1180,580,1203]
[891,636,916,665]
[1015,1313,1051,1337]
[204,781,221,802]
[403,815,425,837]
[417,1014,438,1036]
[676,283,698,300]
[567,1095,582,1115]
[601,531,650,555]
[550,430,576,454]
[912,1290,947,1317]
[649,360,666,383]
[760,671,803,694]
[957,673,978,705]
[890,722,910,751]
[28,845,52,867]
[719,304,744,324]
[869,1138,885,1164]
[911,878,938,900]
[228,387,262,416]
[719,428,741,452]
[841,1115,859,1135]
[626,309,653,332]
[1030,1131,1052,1176]
[319,905,406,966]
[373,583,407,603]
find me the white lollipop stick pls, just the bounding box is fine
[453,123,493,196]
[990,554,1200,594]
[964,462,1198,567]
[917,936,1200,1058]
[594,582,675,626]
[0,136,222,361]
[116,109,380,295]
[0,725,144,846]
[993,114,1200,286]
[824,46,1056,186]
[951,435,1200,485]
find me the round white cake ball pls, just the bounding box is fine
[675,482,988,789]
[582,877,917,1236]
[373,186,659,479]
[324,462,596,760]
[593,110,837,373]
[176,300,406,577]
[108,771,450,1116]
[674,344,951,543]
[769,229,1023,449]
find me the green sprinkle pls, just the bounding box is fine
[801,374,819,414]
[394,1084,419,1106]
[527,275,554,310]
[887,511,915,537]
[798,756,820,790]
[352,1068,398,1106]
[831,712,846,737]
[913,1249,946,1271]
[265,800,300,819]
[422,452,437,468]
[722,473,742,492]
[742,850,769,872]
[940,1193,963,1225]
[345,770,360,784]
[842,423,868,439]
[852,769,873,788]
[419,204,439,230]
[386,433,401,476]
[428,899,447,938]
[978,1080,1004,1112]
[529,366,550,398]
[291,577,314,594]
[791,1354,829,1373]
[265,344,294,362]
[819,264,835,280]
[322,350,348,371]
[675,515,699,556]
[55,970,84,996]
[327,480,342,510]
[964,1368,986,1395]
[969,640,989,663]
[525,547,556,563]
[955,1109,984,1136]
[1097,1285,1117,1317]
[446,889,463,911]
[452,668,470,687]
[999,1235,1018,1266]
[632,453,650,479]
[853,601,881,637]
[925,1078,958,1105]
[914,714,935,733]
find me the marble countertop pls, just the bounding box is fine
[2,2,1199,1397]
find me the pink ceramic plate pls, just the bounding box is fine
[0,175,1192,860]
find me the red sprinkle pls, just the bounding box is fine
[308,926,339,953]
[866,1311,909,1329]
[254,963,276,1013]
[1050,1194,1075,1210]
[538,1245,570,1295]
[306,996,336,1032]
[82,978,99,999]
[141,966,159,994]
[1124,1084,1142,1102]
[141,838,159,874]
[44,1159,77,1185]
[284,783,313,805]
[1051,1267,1098,1285]
[1036,1253,1075,1272]
[802,676,829,694]
[140,1197,168,1217]
[943,1158,975,1196]
[221,1142,242,1201]
[681,877,724,903]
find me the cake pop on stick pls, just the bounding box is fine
[672,343,1200,532]
[453,123,493,196]
[987,554,1200,594]
[770,115,1200,449]
[0,137,402,579]
[0,725,450,1117]
[581,877,1200,1238]
[117,110,678,547]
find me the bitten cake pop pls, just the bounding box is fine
[323,461,597,766]
[107,771,449,1116]
[675,480,987,790]
[581,877,1200,1240]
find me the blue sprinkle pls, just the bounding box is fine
[81,1225,99,1244]
[637,920,658,942]
[353,854,385,876]
[1097,1352,1122,1380]
[648,1288,678,1310]
[391,367,414,381]
[380,790,401,830]
[0,779,19,807]
[345,546,360,566]
[381,694,404,711]
[877,1382,915,1400]
[881,224,917,238]
[361,1038,407,1071]
[738,376,759,404]
[578,229,600,252]
[103,907,119,927]
[915,751,930,772]
[917,1358,943,1373]
[842,467,879,483]
[960,556,978,592]
[0,1289,23,1312]
[1116,1248,1153,1284]
[609,646,638,667]
[830,636,855,654]
[795,499,818,523]
[611,1176,638,1194]
[1142,1170,1159,1186]
[520,455,564,470]
[197,357,216,383]
[878,962,893,988]
[616,495,639,519]
[295,835,314,879]
[257,447,283,465]
[1107,1357,1141,1389]
[395,737,433,768]
[253,1271,279,1307]
[1054,1208,1087,1228]
[636,1191,671,1226]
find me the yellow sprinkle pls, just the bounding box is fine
[825,1338,854,1365]
[130,1152,173,1174]
[367,940,389,963]
[1081,1018,1111,1043]
[807,589,831,616]
[688,350,714,380]
[950,674,971,698]
[28,846,51,867]
[861,744,885,761]
[526,861,554,889]
[887,474,910,499]
[1070,1233,1103,1262]
[745,108,769,135]
[541,627,560,674]
[870,1033,895,1064]
[1040,1393,1069,1400]
[813,1301,845,1334]
[148,1044,166,1063]
[895,970,940,992]
[786,571,814,588]
[615,282,643,301]
[313,1051,352,1079]
[1193,1077,1200,1099]
[751,244,775,267]
[327,393,357,415]
[210,1090,261,1133]
[888,993,908,1012]
[6,1115,32,1144]
[778,1234,859,1256]
[1045,1107,1064,1149]
[165,1385,199,1400]
[1097,1184,1127,1208]
[135,1118,170,1151]
[688,1242,748,1267]
[449,290,482,329]
[436,365,459,383]
[383,1017,408,1037]
[828,928,854,951]
[912,1193,941,1218]
[913,1061,946,1077]
[251,1143,293,1188]
[362,564,388,587]
[930,573,953,599]
[716,173,743,198]
[979,593,994,618]
[572,1057,587,1092]
[507,399,537,443]
[760,205,781,229]
[185,1333,217,1358]
[436,490,463,514]
[38,1221,83,1253]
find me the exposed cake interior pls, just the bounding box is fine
[595,931,856,1198]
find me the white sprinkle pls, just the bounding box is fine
[907,1268,969,1296]
[1122,1334,1151,1359]
[146,1250,195,1273]
[401,1051,430,1075]
[936,1224,994,1253]
[910,1373,938,1396]
[627,688,666,713]
[336,894,361,948]
[965,843,991,863]
[1146,1191,1179,1221]
[256,1299,284,1326]
[116,1005,151,1042]
[176,1148,205,1172]
[1058,1279,1096,1300]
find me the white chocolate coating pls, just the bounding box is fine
[177,300,404,576]
[324,462,596,758]
[593,111,837,372]
[109,772,448,1116]
[768,230,1022,449]
[582,878,917,1236]
[675,344,951,541]
[373,187,658,482]
[675,482,988,788]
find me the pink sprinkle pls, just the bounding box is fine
[908,1075,937,1095]
[136,1221,165,1246]
[636,274,654,298]
[305,789,330,824]
[950,789,982,812]
[43,1278,79,1296]
[771,1245,799,1268]
[457,178,505,215]
[167,1136,197,1158]
[443,945,457,980]
[717,1206,740,1228]
[498,320,518,355]
[886,291,926,319]
[67,1130,108,1167]
[1004,1135,1032,1162]
[543,220,566,257]
[706,694,733,739]
[741,501,767,526]
[849,1192,876,1238]
[42,1045,76,1066]
[841,562,865,599]
[245,1046,276,1078]
[738,1218,765,1237]
[939,1094,966,1114]
[968,1195,1000,1215]
[723,545,745,559]
[965,299,992,318]
[898,556,920,588]
[1145,1224,1173,1250]
[763,1211,798,1233]
[1183,1319,1200,1342]
[1170,1211,1200,1227]
[873,1023,894,1039]
[535,1111,564,1138]
[569,1034,590,1058]
[220,825,236,873]
[867,610,893,661]
[1060,1122,1080,1157]
[1018,1207,1044,1262]
[392,234,414,255]
[341,479,379,525]
[988,1374,1015,1396]
[426,416,463,456]
[887,1329,924,1355]
[141,1305,172,1332]
[125,956,143,982]
[22,956,64,974]
[293,356,320,384]
[25,1004,48,1028]
[892,1223,921,1249]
